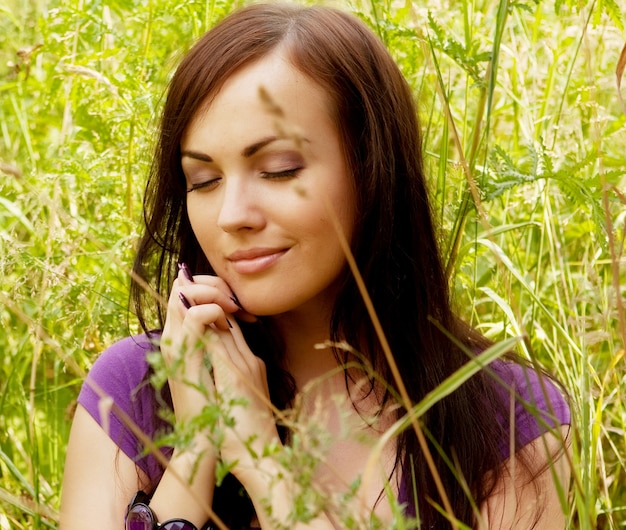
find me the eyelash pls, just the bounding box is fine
[260,167,302,180]
[186,179,220,193]
[186,168,302,193]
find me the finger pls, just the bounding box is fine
[188,274,233,293]
[189,276,258,322]
[174,267,235,315]
[229,293,259,323]
[213,330,271,414]
[214,328,249,370]
[226,319,258,364]
[184,303,233,333]
[233,307,259,323]
[215,325,267,386]
[177,262,195,283]
[177,283,239,315]
[181,286,239,315]
[166,279,190,322]
[178,292,192,309]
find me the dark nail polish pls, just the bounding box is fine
[230,296,242,308]
[178,262,195,283]
[178,292,192,309]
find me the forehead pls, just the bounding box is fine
[182,51,336,148]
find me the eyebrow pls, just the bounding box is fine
[242,136,278,157]
[181,136,280,163]
[180,150,212,162]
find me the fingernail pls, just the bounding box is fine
[226,318,233,328]
[229,296,242,308]
[178,292,192,309]
[177,262,195,283]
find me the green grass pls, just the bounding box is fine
[1,0,625,527]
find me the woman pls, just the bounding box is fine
[60,4,571,529]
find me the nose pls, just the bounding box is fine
[216,177,266,233]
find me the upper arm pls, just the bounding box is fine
[60,405,150,530]
[479,425,572,530]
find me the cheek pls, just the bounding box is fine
[326,180,356,243]
[187,201,218,254]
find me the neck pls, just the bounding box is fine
[270,306,339,391]
[269,305,382,410]
[268,303,396,447]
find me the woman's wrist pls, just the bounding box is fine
[233,457,297,522]
[148,444,217,527]
[236,460,336,530]
[126,490,221,530]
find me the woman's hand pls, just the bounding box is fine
[150,265,279,527]
[161,265,279,468]
[161,267,239,424]
[159,266,341,529]
[212,320,280,474]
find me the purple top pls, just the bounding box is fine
[79,335,570,519]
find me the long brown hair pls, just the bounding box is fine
[132,3,529,527]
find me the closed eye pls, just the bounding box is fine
[260,168,303,180]
[186,178,220,193]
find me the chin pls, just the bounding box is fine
[233,290,308,317]
[239,300,292,317]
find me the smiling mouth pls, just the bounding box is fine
[227,248,288,274]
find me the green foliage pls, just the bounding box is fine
[427,11,492,88]
[1,0,625,528]
[485,143,606,241]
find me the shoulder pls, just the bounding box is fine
[83,334,158,391]
[78,333,162,428]
[77,333,171,483]
[490,359,571,457]
[79,334,160,413]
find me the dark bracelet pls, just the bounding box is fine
[125,490,202,530]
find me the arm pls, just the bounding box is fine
[61,267,338,530]
[60,268,236,529]
[60,404,218,530]
[60,405,148,529]
[480,426,572,530]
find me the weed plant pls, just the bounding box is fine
[1,0,624,528]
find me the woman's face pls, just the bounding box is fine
[181,51,356,317]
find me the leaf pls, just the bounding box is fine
[598,0,624,31]
[0,197,34,233]
[427,11,490,87]
[409,336,522,418]
[363,336,521,488]
[476,238,582,355]
[215,459,238,486]
[479,287,524,337]
[483,144,537,200]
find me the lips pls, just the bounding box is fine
[227,247,288,274]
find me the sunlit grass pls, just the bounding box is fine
[1,0,625,527]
